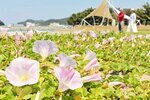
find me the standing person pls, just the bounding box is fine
[118,8,125,32]
[127,8,138,33]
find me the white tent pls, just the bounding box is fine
[81,0,130,26]
[107,0,130,20]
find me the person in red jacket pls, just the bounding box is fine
[118,8,125,32]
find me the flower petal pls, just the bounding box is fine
[84,58,100,71]
[89,31,99,38]
[54,67,83,92]
[58,53,77,68]
[82,74,102,83]
[33,40,58,58]
[84,48,96,61]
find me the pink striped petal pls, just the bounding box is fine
[54,67,83,92]
[82,74,102,83]
[84,58,100,71]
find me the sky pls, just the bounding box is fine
[0,0,149,24]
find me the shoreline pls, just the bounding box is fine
[0,25,150,34]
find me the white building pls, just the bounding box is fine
[26,22,35,27]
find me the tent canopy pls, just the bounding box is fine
[81,0,131,26]
[84,0,113,20]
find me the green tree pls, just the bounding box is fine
[67,8,94,26]
[136,2,150,25]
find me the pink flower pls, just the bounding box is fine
[82,74,102,83]
[101,30,109,36]
[84,48,96,61]
[5,57,40,86]
[54,67,83,92]
[95,43,100,49]
[25,30,34,40]
[74,30,82,35]
[84,58,100,71]
[33,40,58,59]
[108,37,115,42]
[58,53,77,68]
[128,35,136,42]
[15,32,26,45]
[102,39,108,45]
[89,31,99,38]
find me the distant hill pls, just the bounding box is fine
[18,18,69,26]
[0,20,5,26]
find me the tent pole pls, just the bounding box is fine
[84,19,91,26]
[81,19,91,26]
[92,16,96,26]
[81,20,83,25]
[101,16,105,26]
[84,20,86,26]
[107,19,109,26]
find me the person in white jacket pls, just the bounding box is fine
[127,8,138,33]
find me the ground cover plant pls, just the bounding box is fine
[0,30,150,100]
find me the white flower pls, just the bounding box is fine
[101,30,109,36]
[33,40,59,59]
[137,35,143,39]
[74,36,79,40]
[5,57,40,86]
[108,37,115,42]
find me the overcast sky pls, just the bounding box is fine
[0,0,149,24]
